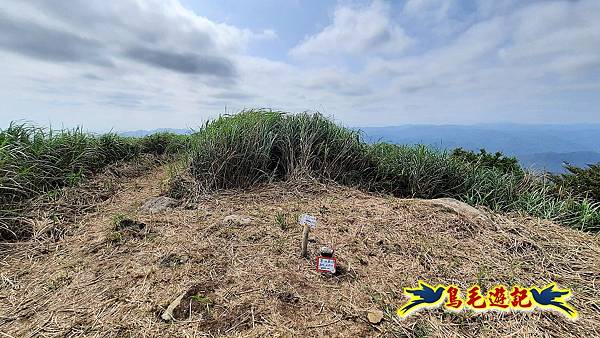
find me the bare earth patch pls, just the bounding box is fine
[1,165,599,337]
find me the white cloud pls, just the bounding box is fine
[0,0,277,77]
[377,1,597,86]
[1,0,599,130]
[0,0,282,130]
[501,0,600,72]
[290,0,412,59]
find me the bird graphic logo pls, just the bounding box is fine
[397,281,446,317]
[530,283,578,320]
[396,281,577,319]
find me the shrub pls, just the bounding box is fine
[451,148,522,175]
[552,163,600,202]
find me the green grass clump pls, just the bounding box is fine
[275,211,287,230]
[188,110,373,191]
[0,123,136,204]
[368,143,467,197]
[0,123,190,241]
[0,123,191,205]
[189,110,281,190]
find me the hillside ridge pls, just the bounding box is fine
[1,163,599,337]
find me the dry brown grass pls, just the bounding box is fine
[1,165,599,337]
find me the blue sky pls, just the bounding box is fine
[0,0,599,131]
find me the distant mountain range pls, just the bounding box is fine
[360,124,600,173]
[518,151,600,173]
[123,124,600,173]
[120,128,193,137]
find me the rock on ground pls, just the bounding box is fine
[426,197,494,227]
[140,196,179,213]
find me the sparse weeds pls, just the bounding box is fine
[191,294,213,304]
[275,211,287,230]
[44,271,72,291]
[109,213,147,244]
[108,231,123,244]
[271,238,286,254]
[111,213,129,229]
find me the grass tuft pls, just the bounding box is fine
[188,110,373,191]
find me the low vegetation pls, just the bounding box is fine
[0,124,190,204]
[177,110,600,231]
[187,110,372,190]
[451,147,523,175]
[2,110,599,241]
[0,123,188,240]
[552,163,600,202]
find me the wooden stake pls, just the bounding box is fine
[301,223,310,257]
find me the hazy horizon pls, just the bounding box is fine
[5,119,600,134]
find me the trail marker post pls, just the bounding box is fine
[299,214,316,257]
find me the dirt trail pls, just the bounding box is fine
[1,164,599,337]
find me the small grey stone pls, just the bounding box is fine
[320,246,334,257]
[140,196,179,214]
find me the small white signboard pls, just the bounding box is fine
[316,256,336,273]
[299,214,317,229]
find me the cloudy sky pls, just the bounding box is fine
[1,0,599,131]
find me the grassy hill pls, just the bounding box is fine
[1,111,600,337]
[2,111,600,241]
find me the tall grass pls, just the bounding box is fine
[369,143,466,197]
[0,123,189,240]
[139,132,191,156]
[188,110,374,191]
[189,111,281,190]
[183,110,600,232]
[3,111,598,240]
[1,123,135,204]
[369,143,599,230]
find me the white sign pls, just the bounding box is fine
[316,257,336,273]
[299,214,317,229]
